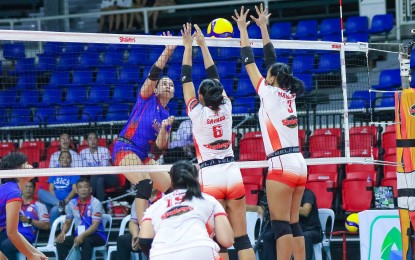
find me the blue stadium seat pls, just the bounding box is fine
[216,47,240,61]
[72,70,94,85]
[0,110,8,125]
[147,46,165,64]
[33,107,57,124]
[56,53,79,71]
[193,63,206,80]
[95,67,118,84]
[166,64,181,81]
[236,79,256,96]
[19,90,40,107]
[64,42,85,54]
[371,69,401,90]
[78,52,101,69]
[119,66,140,84]
[169,47,184,63]
[112,84,136,103]
[56,106,80,123]
[192,47,203,63]
[106,103,130,121]
[319,18,341,37]
[313,54,340,74]
[349,90,376,109]
[270,22,292,39]
[141,66,151,80]
[41,88,62,106]
[3,43,26,60]
[41,42,64,57]
[294,73,313,93]
[88,85,111,103]
[64,86,88,104]
[81,105,104,122]
[232,96,256,113]
[14,75,37,90]
[346,33,369,43]
[102,50,125,67]
[321,34,342,42]
[293,19,318,40]
[292,55,315,74]
[37,56,56,73]
[8,108,32,126]
[375,92,395,108]
[168,99,181,116]
[345,16,368,34]
[0,90,18,108]
[369,14,394,35]
[247,25,262,39]
[217,62,237,79]
[46,71,70,88]
[220,79,235,96]
[86,43,108,53]
[410,53,415,69]
[107,44,128,52]
[9,58,35,76]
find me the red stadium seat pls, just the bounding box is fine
[0,142,15,157]
[38,160,49,169]
[306,180,334,208]
[298,129,306,151]
[108,138,117,155]
[342,179,373,212]
[241,170,264,205]
[309,135,339,152]
[239,136,266,161]
[310,149,341,158]
[384,125,395,133]
[243,131,262,139]
[349,126,377,144]
[313,128,341,138]
[383,154,396,179]
[46,145,60,161]
[80,138,107,147]
[34,177,49,201]
[308,164,338,186]
[346,164,375,173]
[19,147,42,165]
[350,147,379,159]
[382,132,396,153]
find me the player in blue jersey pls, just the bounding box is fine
[112,32,176,221]
[0,152,47,260]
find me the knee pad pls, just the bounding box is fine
[290,222,303,237]
[233,235,252,252]
[135,179,153,200]
[271,220,292,240]
[213,236,228,253]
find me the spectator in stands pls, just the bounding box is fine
[233,5,306,260]
[81,132,119,202]
[138,160,234,258]
[127,0,144,30]
[115,0,133,31]
[112,32,175,224]
[0,180,50,258]
[0,152,47,260]
[261,188,322,260]
[99,0,118,32]
[56,178,106,260]
[149,0,176,29]
[39,151,80,225]
[49,133,82,168]
[116,200,140,259]
[163,119,195,164]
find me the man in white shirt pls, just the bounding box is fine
[81,132,119,201]
[49,133,82,168]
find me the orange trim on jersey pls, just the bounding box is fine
[267,169,306,188]
[265,115,282,151]
[256,77,264,93]
[186,97,199,115]
[7,198,23,204]
[143,157,153,165]
[214,212,228,217]
[114,150,136,166]
[141,218,151,223]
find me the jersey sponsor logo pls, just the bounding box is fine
[119,36,135,43]
[42,214,50,219]
[161,205,194,219]
[278,91,294,99]
[207,116,225,124]
[203,140,231,150]
[332,43,341,49]
[282,115,298,128]
[152,119,162,134]
[409,104,415,117]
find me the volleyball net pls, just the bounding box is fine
[0,29,401,181]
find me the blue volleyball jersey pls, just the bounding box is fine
[119,93,169,153]
[0,182,23,232]
[19,200,49,243]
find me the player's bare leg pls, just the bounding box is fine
[217,199,230,260]
[291,186,306,260]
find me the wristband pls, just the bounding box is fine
[263,42,277,68]
[206,65,219,80]
[28,218,32,225]
[181,65,192,84]
[148,65,162,81]
[241,46,255,65]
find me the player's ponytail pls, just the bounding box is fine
[0,152,28,183]
[169,160,203,201]
[199,79,224,111]
[269,63,304,95]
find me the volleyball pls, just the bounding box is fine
[345,213,359,233]
[207,18,234,38]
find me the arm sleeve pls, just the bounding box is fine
[6,189,22,204]
[71,152,82,168]
[65,202,74,219]
[36,202,50,222]
[91,200,104,221]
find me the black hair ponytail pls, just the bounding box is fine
[269,62,305,95]
[198,79,224,111]
[169,160,203,201]
[0,152,28,183]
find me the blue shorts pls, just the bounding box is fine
[112,141,149,166]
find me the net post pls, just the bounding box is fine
[340,43,350,161]
[399,31,414,89]
[143,11,149,34]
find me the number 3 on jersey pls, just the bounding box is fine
[213,125,223,138]
[287,100,294,113]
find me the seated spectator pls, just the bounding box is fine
[116,200,140,259]
[149,0,176,29]
[163,119,194,164]
[100,0,118,32]
[80,132,119,201]
[39,151,80,225]
[0,180,50,258]
[56,178,106,260]
[115,0,133,31]
[127,0,144,30]
[49,133,82,168]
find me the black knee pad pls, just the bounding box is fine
[233,235,252,252]
[213,236,228,253]
[271,220,292,240]
[290,222,303,237]
[135,179,153,200]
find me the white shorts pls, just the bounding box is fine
[199,162,245,200]
[151,246,221,260]
[267,153,308,188]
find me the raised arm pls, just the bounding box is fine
[232,6,262,88]
[141,31,176,98]
[251,4,276,68]
[180,22,196,105]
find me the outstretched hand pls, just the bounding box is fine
[162,31,176,51]
[231,6,250,30]
[251,3,271,28]
[193,24,206,47]
[181,23,194,48]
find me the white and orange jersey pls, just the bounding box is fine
[256,77,299,156]
[142,189,226,258]
[187,97,234,163]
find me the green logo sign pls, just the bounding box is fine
[381,227,402,260]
